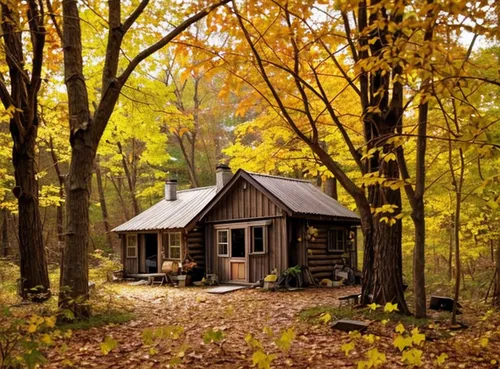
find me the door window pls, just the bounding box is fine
[231,228,245,258]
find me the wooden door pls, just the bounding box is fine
[231,262,246,280]
[230,228,246,281]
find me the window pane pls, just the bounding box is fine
[170,233,181,246]
[231,228,245,258]
[128,235,137,247]
[218,230,228,243]
[253,227,264,253]
[127,246,136,257]
[218,243,227,256]
[170,246,180,259]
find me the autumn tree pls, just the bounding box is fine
[0,1,51,300]
[54,0,231,317]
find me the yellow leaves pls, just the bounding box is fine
[410,328,425,346]
[393,325,426,355]
[394,334,413,351]
[275,328,295,352]
[479,337,489,348]
[40,334,54,345]
[5,105,22,118]
[401,348,423,367]
[319,312,332,325]
[100,335,118,355]
[395,323,405,334]
[252,350,277,369]
[341,341,355,356]
[357,348,386,369]
[435,353,449,366]
[363,334,378,345]
[28,324,38,333]
[383,302,399,313]
[486,200,499,210]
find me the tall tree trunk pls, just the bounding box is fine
[1,1,50,301]
[1,208,8,257]
[494,240,500,307]
[12,131,51,300]
[117,141,140,216]
[449,228,453,280]
[451,148,464,324]
[95,155,114,251]
[110,176,131,220]
[48,136,65,261]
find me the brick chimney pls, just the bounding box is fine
[216,164,232,192]
[165,179,177,201]
[324,177,338,200]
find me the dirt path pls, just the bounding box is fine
[45,285,360,368]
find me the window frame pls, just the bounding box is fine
[168,232,182,260]
[126,234,138,258]
[250,226,267,255]
[328,229,345,252]
[217,229,229,257]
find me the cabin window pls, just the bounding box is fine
[217,230,229,257]
[328,229,345,252]
[251,226,266,254]
[126,234,138,258]
[168,232,182,260]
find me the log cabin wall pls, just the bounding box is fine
[204,177,288,283]
[186,228,205,270]
[295,221,355,280]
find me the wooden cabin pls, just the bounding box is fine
[113,165,361,283]
[198,170,361,283]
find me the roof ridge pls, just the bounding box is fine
[177,185,216,193]
[245,171,311,183]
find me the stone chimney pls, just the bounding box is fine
[165,179,177,201]
[216,164,232,192]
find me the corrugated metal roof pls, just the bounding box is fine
[112,186,217,232]
[247,172,360,220]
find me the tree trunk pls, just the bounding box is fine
[451,148,464,324]
[48,136,65,261]
[412,202,426,318]
[1,208,8,257]
[117,141,141,216]
[95,155,114,251]
[494,240,500,307]
[370,159,409,314]
[12,133,51,300]
[59,137,95,318]
[449,229,453,280]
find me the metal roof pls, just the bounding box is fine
[246,172,360,220]
[112,186,217,232]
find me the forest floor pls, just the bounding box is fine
[40,283,500,369]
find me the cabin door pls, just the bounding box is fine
[230,228,246,281]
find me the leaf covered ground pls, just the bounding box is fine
[41,284,500,369]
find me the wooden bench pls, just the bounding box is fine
[145,273,168,286]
